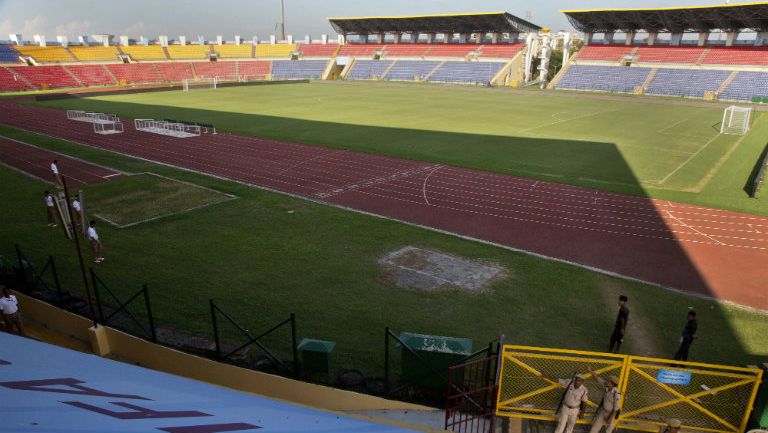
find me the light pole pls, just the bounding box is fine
[280,0,286,41]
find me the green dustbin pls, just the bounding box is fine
[298,338,335,375]
[399,332,472,390]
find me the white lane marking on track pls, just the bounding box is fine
[277,148,347,175]
[422,165,443,206]
[666,210,725,245]
[103,173,121,178]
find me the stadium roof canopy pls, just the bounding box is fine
[328,12,541,35]
[562,1,768,33]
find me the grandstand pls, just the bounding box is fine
[555,2,768,101]
[119,44,167,60]
[215,43,253,58]
[68,45,120,61]
[15,45,74,62]
[167,43,212,59]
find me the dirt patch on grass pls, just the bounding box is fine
[379,246,506,293]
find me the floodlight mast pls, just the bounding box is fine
[280,0,286,41]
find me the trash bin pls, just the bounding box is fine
[298,338,335,375]
[399,332,472,390]
[12,259,33,290]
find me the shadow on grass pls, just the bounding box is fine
[1,96,764,376]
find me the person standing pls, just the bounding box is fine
[44,191,57,227]
[674,310,697,361]
[541,373,589,433]
[588,368,622,433]
[609,295,629,353]
[71,196,82,231]
[0,286,25,336]
[87,220,104,263]
[51,159,62,188]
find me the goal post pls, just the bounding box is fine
[182,77,217,92]
[721,105,752,135]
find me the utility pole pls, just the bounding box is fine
[61,175,98,327]
[280,0,286,41]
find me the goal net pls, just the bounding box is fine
[182,77,218,92]
[721,106,752,135]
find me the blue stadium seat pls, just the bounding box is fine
[645,69,732,98]
[427,61,504,84]
[346,60,392,80]
[556,65,651,93]
[0,45,20,63]
[271,60,327,79]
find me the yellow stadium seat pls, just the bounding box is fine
[120,45,167,60]
[166,44,211,59]
[14,45,74,62]
[69,46,120,61]
[214,44,253,59]
[255,43,296,58]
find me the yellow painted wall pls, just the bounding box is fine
[18,294,432,412]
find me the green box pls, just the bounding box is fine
[298,338,335,375]
[399,332,472,390]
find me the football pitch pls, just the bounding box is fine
[35,82,768,215]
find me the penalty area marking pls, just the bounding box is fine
[516,109,616,134]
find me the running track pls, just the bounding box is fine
[0,136,122,186]
[0,101,766,310]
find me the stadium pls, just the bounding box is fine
[0,1,767,433]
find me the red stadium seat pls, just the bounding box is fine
[65,64,116,87]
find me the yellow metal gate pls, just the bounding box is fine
[495,345,763,433]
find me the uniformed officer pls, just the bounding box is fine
[588,369,621,433]
[549,373,590,433]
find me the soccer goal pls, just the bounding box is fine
[721,106,752,135]
[182,77,218,92]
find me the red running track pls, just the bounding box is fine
[0,101,766,310]
[0,135,122,186]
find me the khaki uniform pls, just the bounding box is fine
[554,380,589,433]
[589,385,621,433]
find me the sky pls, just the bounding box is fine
[0,0,756,41]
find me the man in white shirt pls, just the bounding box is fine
[0,286,25,336]
[72,197,82,231]
[51,159,62,188]
[87,220,104,263]
[44,190,57,227]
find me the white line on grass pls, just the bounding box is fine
[15,126,768,314]
[516,109,616,134]
[657,133,722,185]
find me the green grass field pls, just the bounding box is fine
[35,82,768,215]
[1,123,766,378]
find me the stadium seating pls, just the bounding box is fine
[297,44,338,57]
[426,44,477,57]
[13,65,80,88]
[338,44,385,57]
[719,71,768,101]
[428,61,505,84]
[384,44,432,57]
[255,43,297,58]
[213,44,253,58]
[271,60,327,79]
[345,60,392,80]
[69,45,120,61]
[645,68,731,97]
[0,67,34,91]
[703,47,768,66]
[0,45,20,63]
[237,60,270,79]
[14,45,74,62]
[385,60,440,81]
[193,61,238,79]
[576,45,634,61]
[65,64,116,86]
[634,46,704,63]
[106,63,162,83]
[154,62,194,82]
[167,44,211,59]
[479,43,525,58]
[556,65,652,93]
[120,45,167,60]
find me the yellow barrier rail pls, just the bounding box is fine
[495,345,762,433]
